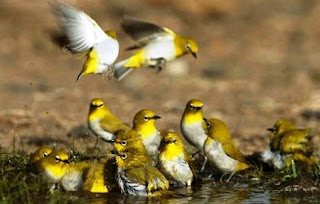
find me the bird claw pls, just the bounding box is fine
[101,67,114,80]
[200,157,208,173]
[151,58,166,73]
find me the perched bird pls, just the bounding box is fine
[158,132,196,187]
[115,146,169,196]
[52,2,119,81]
[203,118,251,179]
[29,146,53,174]
[262,119,318,171]
[114,16,198,80]
[88,98,130,143]
[180,99,208,171]
[29,146,53,164]
[82,157,116,193]
[35,150,70,184]
[132,109,162,161]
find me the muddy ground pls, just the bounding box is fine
[0,0,320,156]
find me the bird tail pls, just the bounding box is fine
[246,151,275,171]
[114,59,134,81]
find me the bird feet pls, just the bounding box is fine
[151,57,166,73]
[220,173,235,182]
[101,64,115,80]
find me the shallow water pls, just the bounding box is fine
[58,180,320,204]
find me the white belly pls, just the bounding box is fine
[44,169,63,183]
[159,156,193,185]
[61,171,83,191]
[89,119,114,141]
[142,131,161,158]
[204,140,238,174]
[181,121,207,151]
[95,38,119,73]
[144,38,176,63]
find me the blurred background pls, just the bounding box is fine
[0,0,319,155]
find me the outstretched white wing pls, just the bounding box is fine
[53,2,109,53]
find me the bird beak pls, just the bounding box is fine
[62,159,70,164]
[267,128,274,132]
[76,73,82,82]
[152,115,161,120]
[191,51,197,59]
[108,139,115,143]
[203,118,208,123]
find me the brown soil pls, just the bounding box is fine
[0,0,319,156]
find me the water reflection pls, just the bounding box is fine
[68,180,320,204]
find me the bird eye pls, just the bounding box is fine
[121,153,127,159]
[206,121,211,128]
[43,153,48,157]
[143,116,149,121]
[121,141,127,146]
[55,156,60,163]
[186,44,191,50]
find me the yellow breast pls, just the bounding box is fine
[183,111,203,125]
[84,48,99,74]
[161,143,184,161]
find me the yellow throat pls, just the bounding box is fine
[77,48,99,80]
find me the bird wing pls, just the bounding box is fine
[121,16,174,49]
[280,129,314,155]
[53,2,109,53]
[118,169,148,196]
[184,151,197,180]
[222,139,248,163]
[146,165,168,192]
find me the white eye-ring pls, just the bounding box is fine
[43,153,48,157]
[143,116,149,121]
[55,156,60,163]
[121,153,127,160]
[121,141,127,146]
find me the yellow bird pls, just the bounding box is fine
[114,16,198,80]
[158,132,196,187]
[132,109,162,161]
[35,149,89,191]
[29,146,53,173]
[203,118,251,179]
[34,148,116,193]
[263,119,318,171]
[261,119,297,170]
[115,146,169,196]
[53,2,119,81]
[29,146,53,164]
[88,98,130,142]
[35,150,70,184]
[180,99,208,171]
